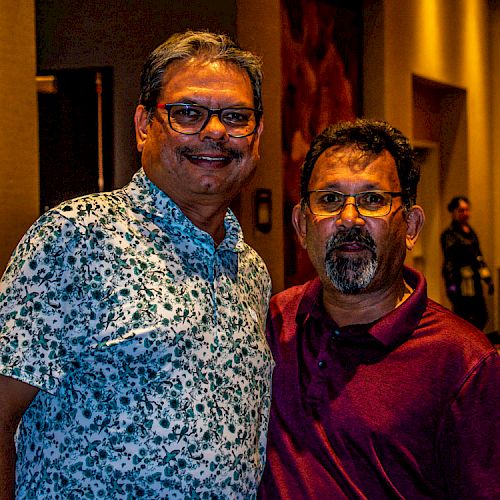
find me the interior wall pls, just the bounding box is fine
[412,76,468,251]
[0,0,39,273]
[365,0,496,329]
[412,143,441,302]
[491,1,500,327]
[412,77,468,305]
[36,0,237,189]
[236,0,284,292]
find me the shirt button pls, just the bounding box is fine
[331,330,340,341]
[318,360,327,369]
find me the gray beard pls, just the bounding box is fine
[325,230,378,294]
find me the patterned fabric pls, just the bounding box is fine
[0,168,273,499]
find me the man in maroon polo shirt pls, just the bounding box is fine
[259,119,500,499]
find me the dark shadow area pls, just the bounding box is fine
[38,68,114,212]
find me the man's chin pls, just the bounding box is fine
[330,280,369,295]
[325,257,377,295]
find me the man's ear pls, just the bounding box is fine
[405,205,425,251]
[292,203,308,249]
[250,117,264,161]
[255,116,264,139]
[134,105,149,153]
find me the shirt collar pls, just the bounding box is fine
[450,219,472,236]
[123,168,245,253]
[296,266,427,347]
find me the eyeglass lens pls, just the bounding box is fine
[168,104,257,137]
[309,191,394,217]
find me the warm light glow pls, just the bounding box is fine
[463,0,486,88]
[36,75,57,94]
[462,0,489,201]
[415,0,443,76]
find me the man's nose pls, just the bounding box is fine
[335,198,364,228]
[199,114,229,141]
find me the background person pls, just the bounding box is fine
[259,119,499,499]
[440,195,493,330]
[0,30,273,498]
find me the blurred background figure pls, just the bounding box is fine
[440,196,494,330]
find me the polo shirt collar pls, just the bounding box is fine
[296,266,427,347]
[124,168,245,253]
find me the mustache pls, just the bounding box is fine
[177,145,243,161]
[326,228,377,256]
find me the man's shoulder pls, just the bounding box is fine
[440,225,451,237]
[419,298,495,356]
[238,243,272,296]
[2,188,131,275]
[423,298,483,333]
[272,279,315,302]
[52,189,126,223]
[239,242,271,275]
[269,278,320,317]
[440,224,456,242]
[240,241,267,263]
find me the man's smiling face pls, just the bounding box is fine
[135,58,263,208]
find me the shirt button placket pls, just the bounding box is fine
[331,329,341,341]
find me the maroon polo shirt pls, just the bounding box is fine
[259,266,500,499]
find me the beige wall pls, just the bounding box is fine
[0,0,39,273]
[492,0,500,327]
[383,0,492,227]
[237,0,285,292]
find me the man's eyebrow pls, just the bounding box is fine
[313,183,382,191]
[164,97,254,107]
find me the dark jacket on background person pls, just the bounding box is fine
[440,220,491,330]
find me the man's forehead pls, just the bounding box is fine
[310,145,400,189]
[319,145,390,172]
[158,58,254,108]
[162,57,248,83]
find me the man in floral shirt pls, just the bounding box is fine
[0,30,273,499]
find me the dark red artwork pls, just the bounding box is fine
[281,0,363,287]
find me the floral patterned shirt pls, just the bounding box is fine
[0,168,273,499]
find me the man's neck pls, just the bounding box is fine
[322,278,412,327]
[179,201,228,245]
[144,167,229,245]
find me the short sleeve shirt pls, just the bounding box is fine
[259,268,500,499]
[0,168,273,499]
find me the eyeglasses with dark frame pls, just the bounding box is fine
[156,102,262,138]
[306,190,403,217]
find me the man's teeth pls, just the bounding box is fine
[191,155,226,161]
